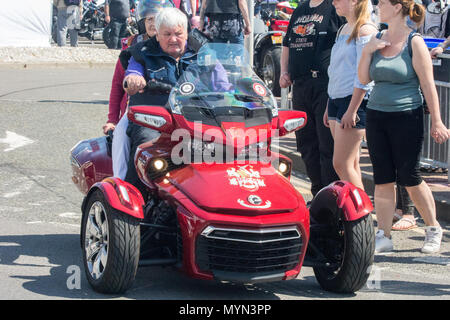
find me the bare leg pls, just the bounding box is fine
[332,125,365,190]
[375,182,396,238]
[405,181,440,227]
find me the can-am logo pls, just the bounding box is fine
[248,195,262,205]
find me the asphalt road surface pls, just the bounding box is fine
[0,65,449,300]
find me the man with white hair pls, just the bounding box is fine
[122,7,197,194]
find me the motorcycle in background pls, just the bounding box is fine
[78,0,107,41]
[254,0,294,96]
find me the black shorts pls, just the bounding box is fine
[327,95,367,129]
[365,107,424,186]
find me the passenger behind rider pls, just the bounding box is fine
[106,0,175,180]
[123,7,198,195]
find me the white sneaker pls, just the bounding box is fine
[375,230,393,253]
[421,226,443,254]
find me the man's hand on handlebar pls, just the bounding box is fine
[124,75,147,95]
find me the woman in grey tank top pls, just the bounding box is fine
[358,0,449,254]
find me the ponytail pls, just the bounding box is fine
[408,2,425,24]
[388,0,425,24]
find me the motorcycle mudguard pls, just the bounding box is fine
[309,181,373,223]
[82,177,145,219]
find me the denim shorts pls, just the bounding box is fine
[328,95,367,129]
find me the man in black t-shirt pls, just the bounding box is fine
[280,0,343,196]
[105,0,133,49]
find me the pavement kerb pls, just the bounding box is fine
[278,135,450,223]
[0,62,116,69]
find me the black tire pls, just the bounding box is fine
[261,46,282,97]
[81,190,140,294]
[313,213,375,293]
[102,24,115,49]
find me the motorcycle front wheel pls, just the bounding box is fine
[313,213,375,293]
[81,190,140,294]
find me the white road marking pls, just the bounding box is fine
[1,180,34,199]
[0,131,35,152]
[58,212,81,219]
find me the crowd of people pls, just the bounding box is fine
[99,0,449,255]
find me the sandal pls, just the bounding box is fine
[392,217,417,231]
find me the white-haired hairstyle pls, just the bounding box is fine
[155,7,188,32]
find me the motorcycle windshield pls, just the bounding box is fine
[169,43,278,128]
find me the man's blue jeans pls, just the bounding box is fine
[212,33,244,45]
[110,18,128,49]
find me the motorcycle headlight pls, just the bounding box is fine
[277,159,291,177]
[152,158,168,171]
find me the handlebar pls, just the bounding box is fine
[123,79,173,94]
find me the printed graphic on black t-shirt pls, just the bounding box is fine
[283,0,343,80]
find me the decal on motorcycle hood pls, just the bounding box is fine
[180,82,195,95]
[248,194,262,205]
[227,165,266,192]
[237,198,272,209]
[253,83,267,97]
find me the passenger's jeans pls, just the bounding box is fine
[292,78,339,196]
[109,18,128,49]
[125,121,161,197]
[112,112,130,180]
[57,6,80,47]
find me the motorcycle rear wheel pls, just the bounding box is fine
[261,46,281,97]
[313,213,375,293]
[81,190,140,294]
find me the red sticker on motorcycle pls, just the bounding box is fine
[253,83,267,97]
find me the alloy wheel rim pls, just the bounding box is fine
[85,201,109,280]
[263,54,275,90]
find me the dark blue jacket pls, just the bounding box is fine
[126,36,197,106]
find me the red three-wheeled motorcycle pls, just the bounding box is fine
[70,43,375,294]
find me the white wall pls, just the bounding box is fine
[0,0,52,47]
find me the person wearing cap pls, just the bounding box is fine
[105,0,175,180]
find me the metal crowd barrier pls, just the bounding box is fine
[421,79,450,183]
[422,52,450,183]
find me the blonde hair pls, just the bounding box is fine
[348,0,371,44]
[388,0,425,24]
